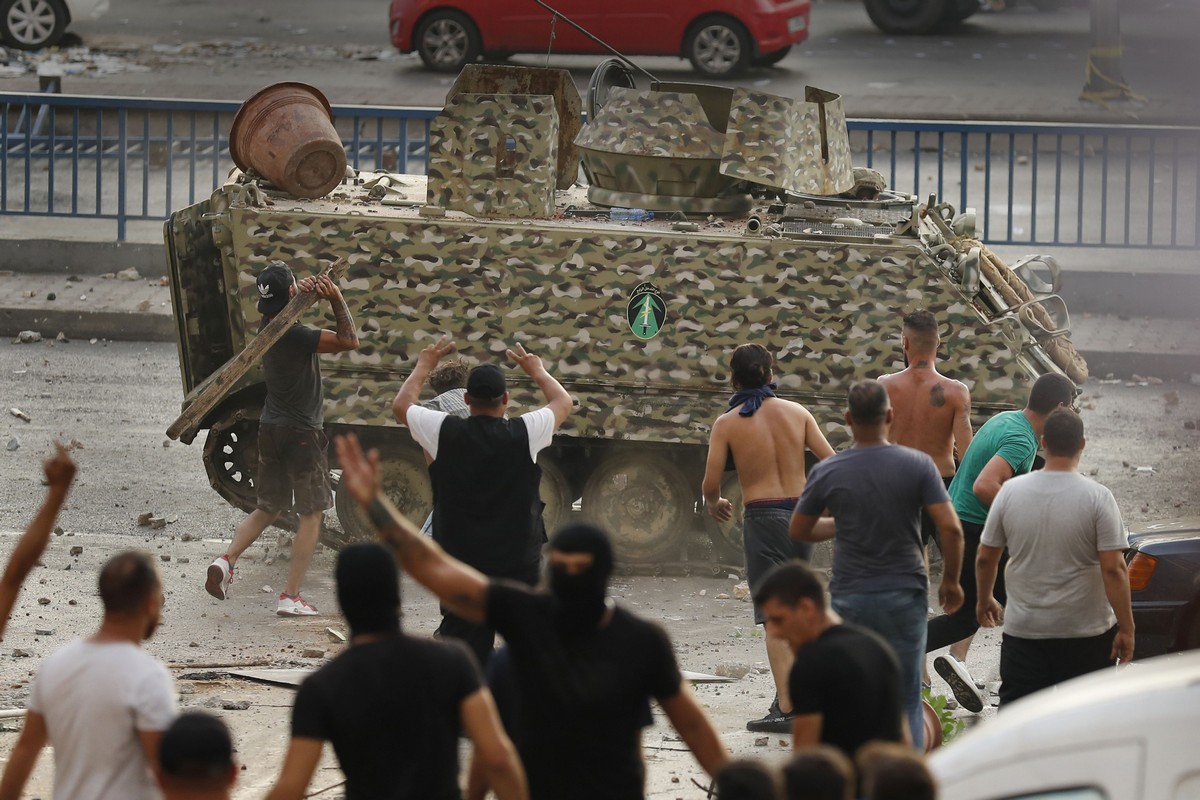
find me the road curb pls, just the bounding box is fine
[1,308,175,342]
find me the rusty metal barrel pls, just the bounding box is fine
[229,82,346,199]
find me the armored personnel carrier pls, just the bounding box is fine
[165,63,1086,565]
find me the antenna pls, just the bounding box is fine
[532,0,658,82]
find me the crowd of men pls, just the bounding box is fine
[0,262,1135,799]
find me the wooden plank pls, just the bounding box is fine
[166,258,349,441]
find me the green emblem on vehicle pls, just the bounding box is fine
[627,283,666,341]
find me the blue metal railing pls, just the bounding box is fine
[3,91,1198,248]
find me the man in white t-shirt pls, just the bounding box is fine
[391,336,572,666]
[976,408,1134,707]
[0,551,177,800]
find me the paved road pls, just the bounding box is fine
[4,0,1197,122]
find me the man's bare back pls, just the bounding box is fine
[880,367,971,477]
[702,398,835,510]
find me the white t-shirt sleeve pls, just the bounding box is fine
[520,407,557,462]
[1094,486,1128,551]
[132,661,177,732]
[406,405,448,460]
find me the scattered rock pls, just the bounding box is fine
[13,649,32,658]
[9,407,31,422]
[34,629,53,636]
[180,532,194,542]
[261,585,273,594]
[162,439,171,448]
[100,272,115,280]
[149,516,167,529]
[189,642,200,648]
[166,514,178,524]
[69,546,83,556]
[727,573,739,580]
[160,554,171,562]
[714,663,751,679]
[55,332,68,343]
[1134,466,1156,474]
[68,599,77,606]
[137,512,154,526]
[753,736,769,747]
[46,292,56,301]
[698,589,707,597]
[6,436,19,451]
[53,526,64,536]
[302,648,325,659]
[715,593,731,600]
[733,580,751,601]
[116,267,141,281]
[16,330,42,344]
[326,627,347,643]
[178,557,190,564]
[136,300,151,312]
[37,597,50,605]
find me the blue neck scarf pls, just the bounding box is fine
[727,384,777,417]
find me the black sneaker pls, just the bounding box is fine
[746,698,796,733]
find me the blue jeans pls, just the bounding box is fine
[832,588,928,751]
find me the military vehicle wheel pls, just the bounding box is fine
[333,446,433,545]
[752,45,792,67]
[862,0,947,34]
[581,451,691,563]
[684,16,751,77]
[704,473,745,564]
[414,10,480,72]
[202,414,260,515]
[539,456,573,536]
[1,0,68,51]
[939,0,979,24]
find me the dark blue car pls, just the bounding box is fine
[1126,518,1200,658]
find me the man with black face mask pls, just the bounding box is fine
[334,434,729,800]
[266,543,526,800]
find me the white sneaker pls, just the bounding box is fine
[205,556,233,600]
[934,655,985,713]
[276,593,318,617]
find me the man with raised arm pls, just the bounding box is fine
[334,433,729,800]
[392,337,572,667]
[0,442,75,640]
[205,259,362,617]
[701,343,834,734]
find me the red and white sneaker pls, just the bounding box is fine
[205,556,233,600]
[276,593,318,617]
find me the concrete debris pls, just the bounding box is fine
[37,597,50,605]
[116,268,141,281]
[65,438,83,451]
[698,589,707,597]
[160,554,171,562]
[13,649,32,658]
[714,663,750,679]
[68,599,77,606]
[1134,466,1156,474]
[9,407,31,422]
[203,698,252,711]
[5,436,18,451]
[137,512,154,526]
[715,593,731,600]
[727,573,739,580]
[325,627,347,643]
[53,526,64,536]
[753,736,769,747]
[46,292,56,301]
[34,629,53,636]
[89,338,98,345]
[302,648,325,659]
[16,331,42,344]
[178,557,190,564]
[733,581,751,601]
[69,546,83,556]
[149,517,167,529]
[56,332,69,343]
[166,514,178,524]
[261,585,273,593]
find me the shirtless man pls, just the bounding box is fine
[702,343,834,733]
[879,309,976,701]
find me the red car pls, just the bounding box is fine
[389,0,810,77]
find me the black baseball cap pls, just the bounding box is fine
[256,260,294,316]
[466,364,507,400]
[159,711,234,781]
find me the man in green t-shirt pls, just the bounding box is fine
[926,372,1076,712]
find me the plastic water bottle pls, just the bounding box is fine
[608,207,653,221]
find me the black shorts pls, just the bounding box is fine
[921,476,956,547]
[255,423,332,517]
[743,501,811,625]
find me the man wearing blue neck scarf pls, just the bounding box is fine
[702,344,835,734]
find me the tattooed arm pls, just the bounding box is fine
[300,274,360,353]
[333,434,489,623]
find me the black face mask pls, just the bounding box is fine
[547,523,614,638]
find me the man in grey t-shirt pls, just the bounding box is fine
[976,408,1134,707]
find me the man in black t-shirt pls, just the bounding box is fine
[265,543,526,800]
[205,260,361,617]
[754,561,905,759]
[334,434,729,800]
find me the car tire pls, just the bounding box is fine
[940,0,979,24]
[1,0,69,50]
[752,45,792,67]
[684,16,751,77]
[414,9,480,73]
[862,0,948,34]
